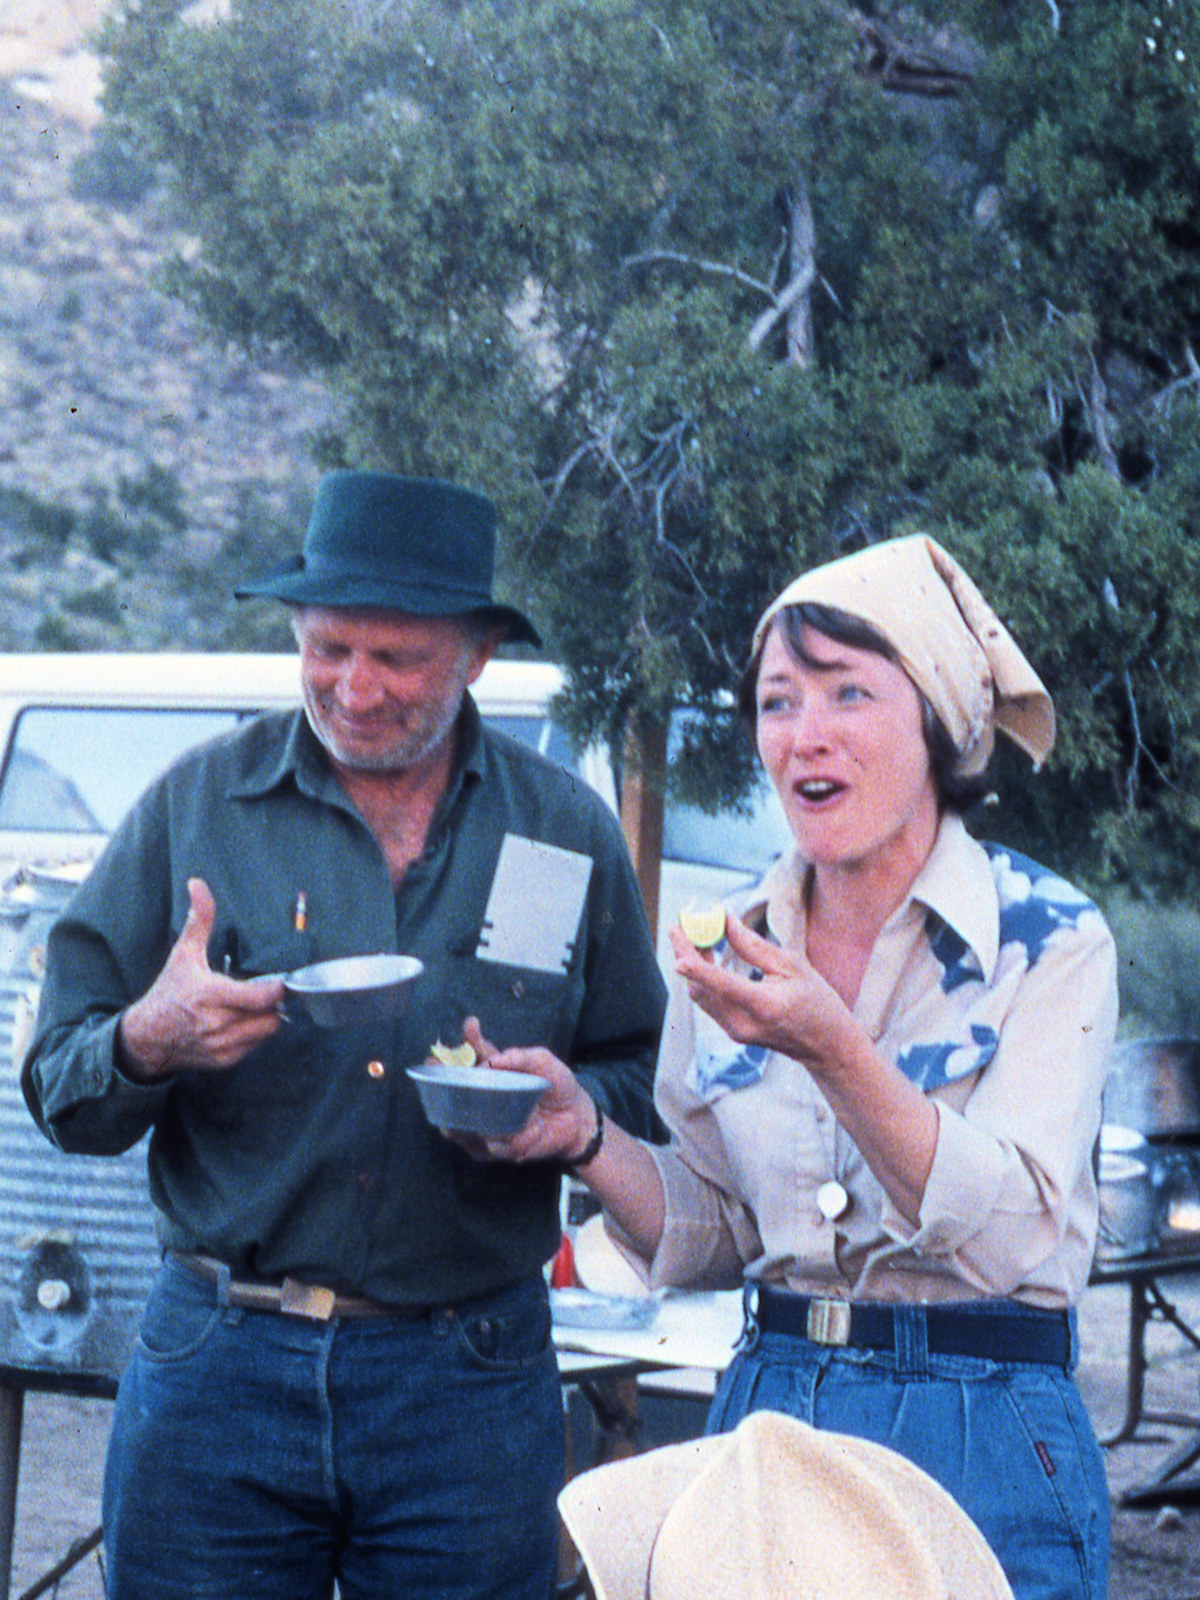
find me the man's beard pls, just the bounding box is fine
[301,687,462,774]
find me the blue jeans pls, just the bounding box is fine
[103,1258,565,1600]
[708,1300,1109,1600]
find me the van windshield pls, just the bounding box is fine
[0,708,245,833]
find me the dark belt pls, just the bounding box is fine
[173,1252,430,1322]
[747,1282,1072,1367]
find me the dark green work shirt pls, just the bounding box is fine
[23,698,666,1306]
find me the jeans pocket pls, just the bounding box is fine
[451,1289,553,1373]
[136,1264,225,1363]
[997,1369,1110,1598]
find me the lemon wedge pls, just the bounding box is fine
[678,904,727,949]
[430,1039,478,1068]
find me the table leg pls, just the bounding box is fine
[1120,1424,1200,1509]
[1101,1278,1151,1447]
[578,1374,641,1463]
[556,1374,642,1598]
[0,1383,24,1600]
[1100,1275,1200,1447]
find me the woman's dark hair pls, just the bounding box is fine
[740,601,990,816]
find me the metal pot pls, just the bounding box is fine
[1102,1037,1200,1139]
[1156,1147,1200,1239]
[1096,1139,1162,1261]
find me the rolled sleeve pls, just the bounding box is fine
[609,975,763,1289]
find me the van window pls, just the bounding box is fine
[662,779,792,878]
[0,707,244,833]
[0,706,584,837]
[486,715,575,766]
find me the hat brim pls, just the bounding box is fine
[234,561,542,648]
[559,1413,1013,1600]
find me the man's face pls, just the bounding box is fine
[294,607,498,774]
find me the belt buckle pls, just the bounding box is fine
[806,1297,852,1346]
[279,1278,337,1320]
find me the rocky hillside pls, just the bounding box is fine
[0,0,342,651]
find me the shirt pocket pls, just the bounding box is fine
[433,956,585,1060]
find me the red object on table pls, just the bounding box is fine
[550,1234,577,1288]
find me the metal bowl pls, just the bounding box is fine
[283,954,424,1028]
[1096,1139,1161,1261]
[406,1062,547,1137]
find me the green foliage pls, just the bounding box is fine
[211,482,316,649]
[33,613,89,652]
[1104,892,1200,1038]
[78,462,187,564]
[0,485,75,548]
[96,0,1200,898]
[70,124,158,206]
[61,583,126,627]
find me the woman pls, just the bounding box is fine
[471,534,1116,1600]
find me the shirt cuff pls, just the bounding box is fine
[881,1100,1005,1255]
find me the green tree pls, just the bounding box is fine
[99,0,1200,901]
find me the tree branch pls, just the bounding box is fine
[813,2,984,96]
[1086,354,1122,480]
[622,249,774,300]
[1152,342,1200,412]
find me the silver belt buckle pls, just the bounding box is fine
[279,1278,338,1320]
[806,1297,852,1346]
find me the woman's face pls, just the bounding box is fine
[755,622,939,875]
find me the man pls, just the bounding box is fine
[23,470,666,1600]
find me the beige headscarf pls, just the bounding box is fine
[559,1411,1014,1600]
[750,534,1055,777]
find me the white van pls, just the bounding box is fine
[0,650,788,1387]
[0,651,789,963]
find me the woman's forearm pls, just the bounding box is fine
[805,1021,939,1226]
[571,1110,667,1262]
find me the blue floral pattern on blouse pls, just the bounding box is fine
[686,843,1103,1102]
[692,1040,771,1100]
[896,844,1100,1091]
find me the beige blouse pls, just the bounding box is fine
[626,815,1119,1309]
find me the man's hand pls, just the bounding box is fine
[118,878,286,1081]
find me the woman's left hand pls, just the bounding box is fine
[669,911,849,1070]
[445,1016,599,1165]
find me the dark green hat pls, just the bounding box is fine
[235,470,541,646]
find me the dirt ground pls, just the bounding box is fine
[6,1277,1200,1600]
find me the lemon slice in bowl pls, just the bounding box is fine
[430,1039,478,1068]
[678,904,727,949]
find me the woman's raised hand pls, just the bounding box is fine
[669,910,849,1070]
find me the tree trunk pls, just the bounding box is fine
[786,182,816,369]
[618,713,668,939]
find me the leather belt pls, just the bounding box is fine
[173,1253,428,1322]
[747,1282,1072,1367]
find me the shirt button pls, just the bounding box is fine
[356,1171,375,1190]
[817,1180,850,1221]
[366,1060,386,1080]
[511,979,525,999]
